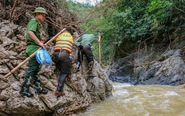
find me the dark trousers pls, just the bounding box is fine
[26,56,40,76]
[20,55,43,96]
[23,56,40,85]
[78,44,93,63]
[53,51,71,92]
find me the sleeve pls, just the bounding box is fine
[77,36,82,42]
[74,40,80,46]
[26,19,38,33]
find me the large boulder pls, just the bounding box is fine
[107,48,185,85]
[135,49,185,85]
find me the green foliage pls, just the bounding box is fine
[66,0,93,19]
[66,0,185,64]
[147,0,173,36]
[96,0,185,59]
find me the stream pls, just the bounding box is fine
[79,83,185,116]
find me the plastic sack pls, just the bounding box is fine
[36,48,52,65]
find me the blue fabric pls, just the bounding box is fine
[36,48,52,65]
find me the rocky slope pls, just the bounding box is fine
[0,21,112,116]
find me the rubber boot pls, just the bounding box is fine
[33,75,48,94]
[54,91,65,97]
[19,80,33,97]
[66,75,71,81]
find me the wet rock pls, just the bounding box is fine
[107,49,185,86]
[107,54,135,84]
[0,89,10,101]
[87,77,106,101]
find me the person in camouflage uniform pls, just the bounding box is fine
[19,7,48,97]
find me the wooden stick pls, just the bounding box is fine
[80,50,83,75]
[3,28,66,78]
[98,32,102,65]
[9,0,18,22]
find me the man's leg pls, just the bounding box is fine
[55,73,67,96]
[83,45,94,76]
[33,75,48,94]
[55,52,71,97]
[19,75,33,97]
[83,45,93,63]
[19,57,38,97]
[30,56,48,94]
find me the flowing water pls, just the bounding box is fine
[79,83,185,116]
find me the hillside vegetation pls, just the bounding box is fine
[67,0,185,65]
[1,0,185,64]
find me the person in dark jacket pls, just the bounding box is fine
[75,34,95,76]
[77,44,94,73]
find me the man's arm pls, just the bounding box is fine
[27,30,45,48]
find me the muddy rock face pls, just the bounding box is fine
[0,21,112,116]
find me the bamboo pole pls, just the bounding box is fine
[80,50,83,75]
[98,32,102,65]
[9,0,18,22]
[3,28,66,78]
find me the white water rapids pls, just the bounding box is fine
[78,83,185,116]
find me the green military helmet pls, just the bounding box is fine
[33,7,48,15]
